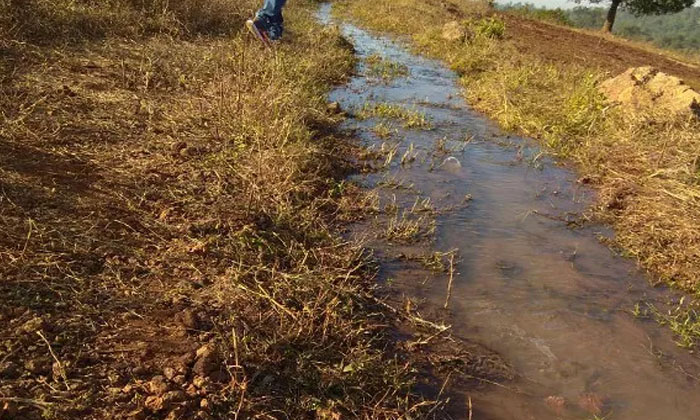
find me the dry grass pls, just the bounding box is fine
[0,0,449,418]
[0,0,243,42]
[333,0,700,344]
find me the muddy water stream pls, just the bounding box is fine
[319,5,700,419]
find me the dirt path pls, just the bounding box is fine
[502,14,700,88]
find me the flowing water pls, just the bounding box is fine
[319,5,700,419]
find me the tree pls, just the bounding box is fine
[585,0,695,32]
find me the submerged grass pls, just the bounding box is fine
[0,0,444,418]
[333,0,700,346]
[384,212,436,243]
[365,53,410,80]
[357,102,432,129]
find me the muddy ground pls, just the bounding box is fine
[501,14,700,89]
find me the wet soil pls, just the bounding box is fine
[321,4,700,419]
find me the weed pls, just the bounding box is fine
[384,211,436,243]
[377,175,417,191]
[378,141,401,167]
[365,53,410,80]
[648,298,700,349]
[631,301,650,319]
[373,121,397,138]
[406,250,457,272]
[357,102,432,129]
[401,143,419,166]
[474,17,506,39]
[410,196,436,214]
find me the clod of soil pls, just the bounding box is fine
[442,21,468,42]
[192,344,219,378]
[600,66,700,116]
[175,309,199,330]
[147,375,171,396]
[544,395,566,415]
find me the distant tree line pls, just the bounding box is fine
[499,3,700,52]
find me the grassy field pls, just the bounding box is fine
[333,0,700,344]
[0,0,449,418]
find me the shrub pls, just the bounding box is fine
[474,17,506,39]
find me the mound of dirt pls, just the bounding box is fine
[600,66,700,116]
[442,21,467,42]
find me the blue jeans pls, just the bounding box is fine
[256,0,287,40]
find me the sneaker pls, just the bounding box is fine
[267,23,283,41]
[246,19,271,45]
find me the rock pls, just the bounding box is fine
[599,66,700,117]
[162,390,187,405]
[327,101,342,114]
[172,374,186,385]
[178,351,196,368]
[176,310,198,330]
[127,408,148,420]
[1,401,18,418]
[544,395,566,415]
[185,383,199,397]
[165,407,185,420]
[199,398,210,411]
[192,375,211,392]
[147,375,171,396]
[442,21,467,42]
[172,360,190,377]
[163,366,179,381]
[163,367,177,381]
[144,390,187,413]
[132,365,149,376]
[578,392,604,415]
[0,361,19,379]
[316,408,342,420]
[192,344,219,377]
[108,386,132,402]
[195,410,213,420]
[144,395,165,412]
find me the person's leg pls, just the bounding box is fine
[256,0,286,39]
[257,0,286,20]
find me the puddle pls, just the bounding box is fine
[319,4,700,419]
